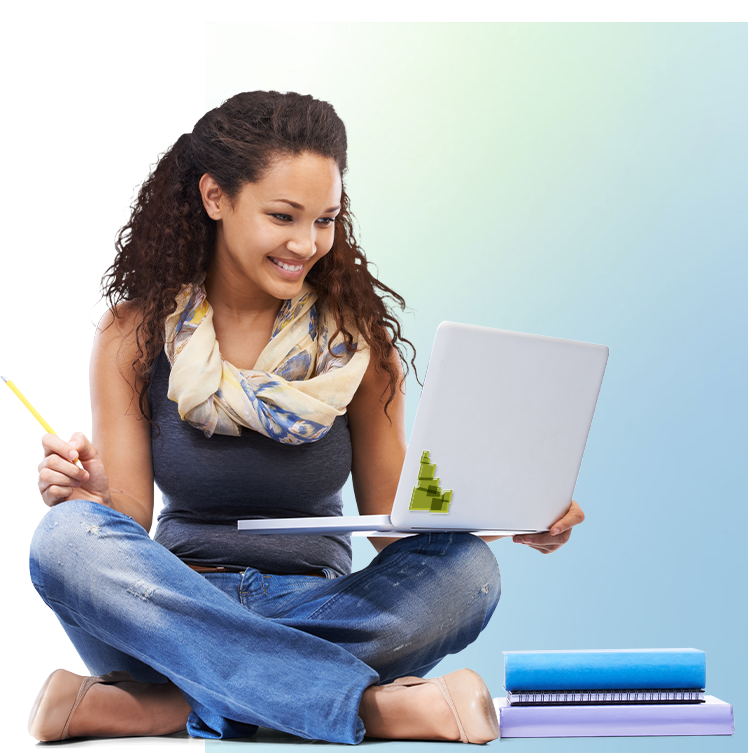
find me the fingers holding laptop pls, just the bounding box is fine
[512,500,585,554]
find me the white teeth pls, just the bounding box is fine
[272,258,303,272]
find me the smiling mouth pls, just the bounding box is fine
[269,257,304,272]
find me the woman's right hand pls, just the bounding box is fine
[38,432,112,509]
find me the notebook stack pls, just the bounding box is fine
[494,649,734,738]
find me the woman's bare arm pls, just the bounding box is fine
[347,349,407,552]
[88,303,155,531]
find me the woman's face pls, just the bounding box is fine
[203,151,342,304]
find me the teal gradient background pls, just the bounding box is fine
[1,19,744,753]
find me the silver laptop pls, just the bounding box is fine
[238,322,608,536]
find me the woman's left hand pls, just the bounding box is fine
[512,500,585,554]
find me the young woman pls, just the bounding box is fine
[28,91,585,745]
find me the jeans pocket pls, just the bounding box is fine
[238,569,266,603]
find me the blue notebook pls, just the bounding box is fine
[503,649,706,691]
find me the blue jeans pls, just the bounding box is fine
[29,500,500,744]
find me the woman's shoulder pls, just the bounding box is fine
[92,301,151,384]
[96,299,145,340]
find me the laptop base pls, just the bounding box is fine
[237,515,540,536]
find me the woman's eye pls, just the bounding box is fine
[269,214,336,225]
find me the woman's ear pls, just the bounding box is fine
[199,173,226,220]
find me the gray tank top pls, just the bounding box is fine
[149,350,353,575]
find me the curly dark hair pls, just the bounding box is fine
[102,90,418,423]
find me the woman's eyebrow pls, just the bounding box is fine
[272,198,341,213]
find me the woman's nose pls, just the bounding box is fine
[286,227,316,258]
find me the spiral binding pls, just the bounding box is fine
[507,689,705,705]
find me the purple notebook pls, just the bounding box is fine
[494,695,734,737]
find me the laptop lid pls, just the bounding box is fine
[390,322,608,533]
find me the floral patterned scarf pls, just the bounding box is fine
[164,278,369,443]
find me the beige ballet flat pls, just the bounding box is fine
[28,668,136,742]
[392,668,500,744]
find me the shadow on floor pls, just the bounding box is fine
[34,727,392,750]
[209,727,393,749]
[34,730,205,750]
